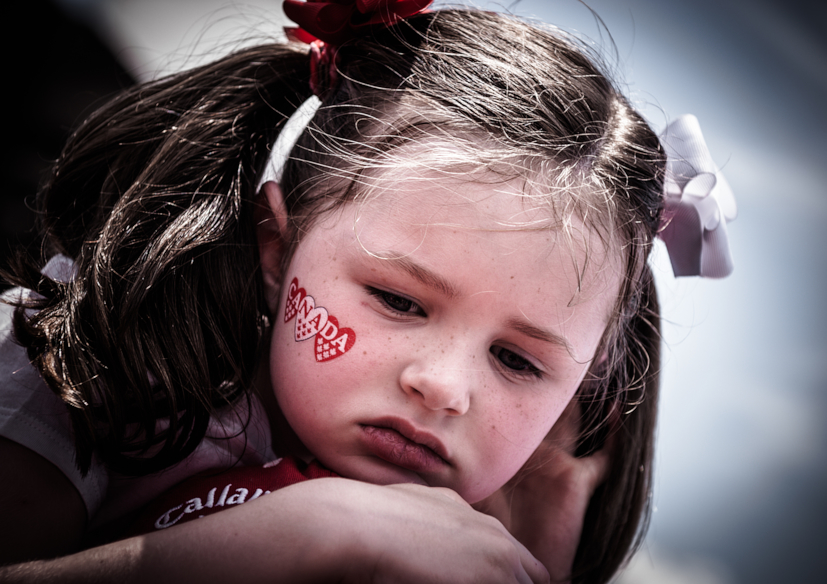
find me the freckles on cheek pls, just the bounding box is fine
[283,276,356,363]
[489,397,558,456]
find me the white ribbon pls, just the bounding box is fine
[658,114,737,278]
[257,95,322,190]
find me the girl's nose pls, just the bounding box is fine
[399,344,473,416]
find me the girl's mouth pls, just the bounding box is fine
[359,419,450,474]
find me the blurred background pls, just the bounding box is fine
[4,1,825,582]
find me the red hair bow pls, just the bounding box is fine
[283,0,433,45]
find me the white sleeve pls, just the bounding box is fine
[0,288,108,518]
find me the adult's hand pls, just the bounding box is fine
[474,400,614,583]
[338,481,549,584]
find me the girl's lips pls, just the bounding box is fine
[360,418,450,474]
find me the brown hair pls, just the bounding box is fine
[5,9,662,582]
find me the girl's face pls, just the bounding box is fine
[262,172,621,503]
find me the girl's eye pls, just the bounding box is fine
[490,346,542,379]
[367,288,426,317]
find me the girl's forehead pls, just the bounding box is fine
[356,170,602,250]
[352,168,556,233]
[315,168,623,312]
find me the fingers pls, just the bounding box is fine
[578,404,620,485]
[485,502,550,584]
[512,535,551,584]
[385,483,548,583]
[543,398,581,454]
[579,442,611,486]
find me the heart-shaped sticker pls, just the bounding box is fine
[314,315,356,362]
[295,295,329,341]
[284,277,306,323]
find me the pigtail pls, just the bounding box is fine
[5,43,313,475]
[572,266,660,583]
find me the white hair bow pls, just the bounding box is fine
[658,115,737,278]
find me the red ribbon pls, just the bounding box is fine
[283,0,433,45]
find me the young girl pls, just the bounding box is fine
[0,2,734,582]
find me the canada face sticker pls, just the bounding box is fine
[284,277,356,362]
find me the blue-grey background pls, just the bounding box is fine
[7,1,825,582]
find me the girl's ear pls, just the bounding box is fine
[257,181,290,315]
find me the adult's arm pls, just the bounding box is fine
[1,472,549,584]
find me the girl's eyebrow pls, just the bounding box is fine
[506,317,573,353]
[371,253,459,300]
